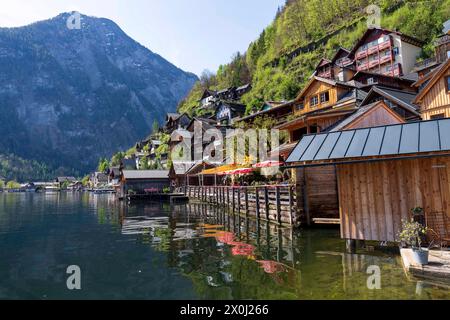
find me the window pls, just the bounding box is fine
[310,95,319,107]
[367,77,375,85]
[446,76,450,92]
[320,91,330,103]
[431,113,445,120]
[393,47,399,56]
[447,50,450,59]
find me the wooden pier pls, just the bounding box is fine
[126,193,189,204]
[183,185,300,226]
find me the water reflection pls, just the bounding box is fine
[116,200,450,300]
[0,193,449,300]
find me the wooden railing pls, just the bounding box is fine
[183,185,299,226]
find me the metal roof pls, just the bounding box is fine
[286,118,450,163]
[122,170,169,180]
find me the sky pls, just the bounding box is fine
[0,0,285,75]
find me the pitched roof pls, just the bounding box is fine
[122,170,169,180]
[236,83,252,91]
[286,118,450,164]
[56,177,76,182]
[360,86,420,115]
[349,28,425,56]
[236,100,294,122]
[414,59,450,104]
[200,89,217,100]
[216,100,246,113]
[171,162,194,175]
[351,70,417,84]
[295,76,357,101]
[314,58,332,70]
[331,47,351,64]
[327,101,405,132]
[166,113,181,122]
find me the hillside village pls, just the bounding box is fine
[2,1,450,298]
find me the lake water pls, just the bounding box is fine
[0,192,448,300]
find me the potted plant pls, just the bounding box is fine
[411,207,425,225]
[398,219,430,265]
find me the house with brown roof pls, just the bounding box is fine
[277,76,366,142]
[349,28,424,77]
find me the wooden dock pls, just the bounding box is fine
[126,193,189,204]
[184,185,300,226]
[401,249,450,284]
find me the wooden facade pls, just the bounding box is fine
[278,77,358,142]
[337,156,450,242]
[414,59,450,120]
[296,166,339,224]
[336,101,406,130]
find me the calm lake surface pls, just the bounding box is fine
[0,192,448,300]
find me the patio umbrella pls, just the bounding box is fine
[253,160,284,168]
[225,167,254,175]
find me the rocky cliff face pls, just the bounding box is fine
[0,12,197,175]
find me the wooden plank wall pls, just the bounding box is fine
[421,68,450,120]
[295,166,340,221]
[337,157,450,242]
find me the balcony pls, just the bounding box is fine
[414,57,437,70]
[369,60,379,68]
[368,46,379,55]
[435,34,450,46]
[380,54,392,64]
[317,70,332,78]
[357,62,369,71]
[378,40,391,51]
[356,50,368,60]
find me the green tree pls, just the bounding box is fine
[81,175,90,187]
[139,157,150,170]
[152,119,160,134]
[60,181,70,190]
[6,181,21,189]
[0,180,5,189]
[111,152,125,166]
[97,158,110,173]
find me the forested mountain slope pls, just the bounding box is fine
[178,0,449,115]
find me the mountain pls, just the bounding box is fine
[178,0,449,115]
[0,12,198,179]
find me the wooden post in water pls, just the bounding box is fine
[244,188,249,217]
[288,186,294,226]
[264,187,269,221]
[255,187,260,220]
[232,188,236,214]
[276,186,281,225]
[237,188,241,215]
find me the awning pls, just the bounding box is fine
[225,167,254,175]
[200,164,244,175]
[253,160,284,168]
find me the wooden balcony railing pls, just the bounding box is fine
[183,185,299,226]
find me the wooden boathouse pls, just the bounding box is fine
[286,118,450,245]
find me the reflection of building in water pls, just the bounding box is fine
[121,217,169,236]
[171,203,300,276]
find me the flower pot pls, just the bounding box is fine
[411,248,429,265]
